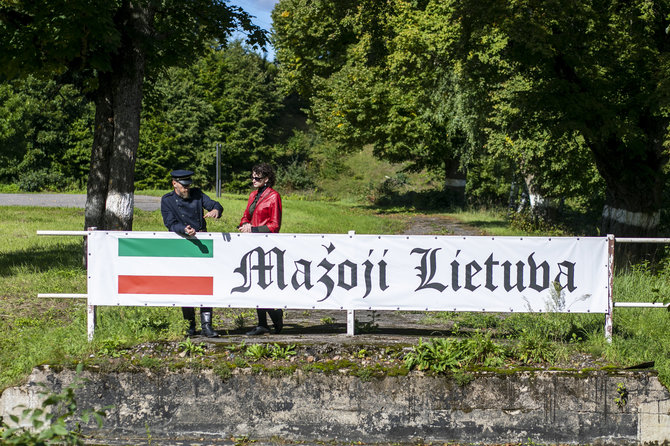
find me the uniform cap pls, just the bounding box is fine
[170,169,193,186]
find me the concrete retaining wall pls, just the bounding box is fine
[2,366,670,444]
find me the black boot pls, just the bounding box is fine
[247,309,271,335]
[182,307,196,336]
[269,309,284,334]
[200,310,219,338]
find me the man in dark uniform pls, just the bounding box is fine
[161,169,223,337]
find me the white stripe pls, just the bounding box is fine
[528,193,546,207]
[106,192,134,219]
[444,178,466,187]
[602,205,660,229]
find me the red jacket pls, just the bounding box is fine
[239,187,282,233]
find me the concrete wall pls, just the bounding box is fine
[2,366,670,445]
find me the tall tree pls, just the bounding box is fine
[437,0,670,238]
[273,0,469,199]
[195,41,283,189]
[274,0,670,240]
[137,41,282,190]
[0,0,265,229]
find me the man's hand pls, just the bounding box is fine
[204,209,220,219]
[239,223,252,233]
[184,225,196,236]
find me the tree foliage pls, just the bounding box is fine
[272,0,475,196]
[0,42,288,193]
[0,75,93,191]
[195,42,283,189]
[138,41,283,191]
[0,0,266,230]
[444,0,670,236]
[273,0,670,237]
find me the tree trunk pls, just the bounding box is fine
[592,136,667,266]
[84,1,149,231]
[443,157,466,205]
[84,73,114,230]
[524,174,559,221]
[103,55,145,230]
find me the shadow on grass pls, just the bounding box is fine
[368,190,465,213]
[0,244,83,277]
[217,322,453,338]
[369,190,603,234]
[457,219,507,229]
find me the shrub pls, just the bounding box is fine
[277,161,315,191]
[18,168,65,192]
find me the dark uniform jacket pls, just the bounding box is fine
[161,188,223,235]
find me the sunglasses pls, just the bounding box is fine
[251,176,265,181]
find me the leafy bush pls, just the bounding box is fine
[513,328,564,364]
[244,343,296,360]
[508,208,567,235]
[178,338,206,357]
[269,343,297,360]
[277,161,315,191]
[244,343,269,360]
[96,339,130,358]
[18,168,65,192]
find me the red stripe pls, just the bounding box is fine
[118,275,213,295]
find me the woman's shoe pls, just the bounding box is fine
[246,325,270,336]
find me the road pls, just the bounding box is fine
[0,193,162,211]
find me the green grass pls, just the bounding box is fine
[137,191,408,235]
[443,208,577,237]
[1,201,670,391]
[607,263,670,385]
[0,198,405,389]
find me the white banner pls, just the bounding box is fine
[88,231,610,313]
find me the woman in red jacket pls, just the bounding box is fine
[239,162,284,335]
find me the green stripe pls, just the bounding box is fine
[119,238,214,258]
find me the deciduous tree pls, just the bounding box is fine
[0,0,265,229]
[438,0,670,239]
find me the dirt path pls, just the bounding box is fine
[401,214,486,236]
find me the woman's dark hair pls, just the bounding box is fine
[252,163,276,187]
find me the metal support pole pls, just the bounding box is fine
[87,227,97,341]
[84,226,98,342]
[216,143,221,197]
[87,304,96,342]
[347,310,355,336]
[346,230,356,336]
[605,234,615,343]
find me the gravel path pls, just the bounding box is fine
[0,193,162,211]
